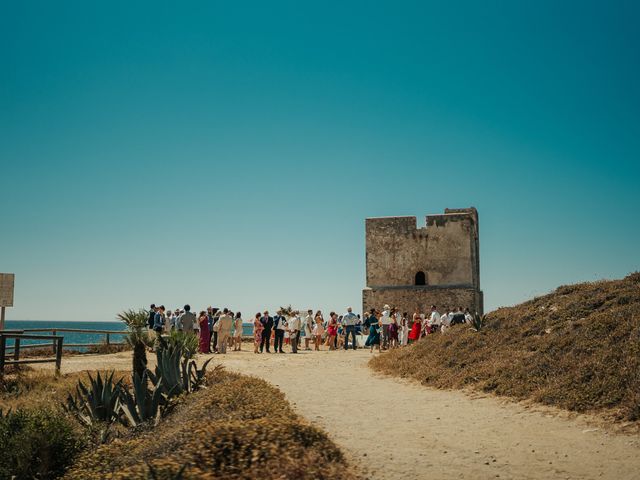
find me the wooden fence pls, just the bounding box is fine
[3,328,129,352]
[0,332,63,375]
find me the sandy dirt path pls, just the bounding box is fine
[41,349,640,480]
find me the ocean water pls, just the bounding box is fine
[1,320,257,349]
[2,320,128,349]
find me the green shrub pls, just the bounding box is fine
[150,340,213,397]
[119,371,166,427]
[166,330,198,359]
[64,371,123,426]
[0,407,86,480]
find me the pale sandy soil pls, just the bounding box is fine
[37,348,640,480]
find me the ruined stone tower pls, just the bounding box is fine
[362,207,483,316]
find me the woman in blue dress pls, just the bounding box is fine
[364,309,381,353]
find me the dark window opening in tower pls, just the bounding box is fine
[415,271,426,286]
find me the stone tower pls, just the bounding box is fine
[362,207,483,316]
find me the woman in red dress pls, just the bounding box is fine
[198,311,211,353]
[408,311,422,343]
[326,314,338,350]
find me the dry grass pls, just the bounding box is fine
[64,368,360,479]
[14,343,130,358]
[370,272,640,422]
[0,368,131,411]
[3,367,359,479]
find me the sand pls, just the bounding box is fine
[37,348,640,480]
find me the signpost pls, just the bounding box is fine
[0,273,14,330]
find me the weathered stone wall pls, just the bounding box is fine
[363,286,482,316]
[363,207,482,314]
[366,211,478,288]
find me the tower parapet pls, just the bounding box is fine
[363,207,483,315]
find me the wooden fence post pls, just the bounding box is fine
[106,333,110,347]
[55,337,63,374]
[13,337,20,362]
[52,329,57,354]
[0,336,5,376]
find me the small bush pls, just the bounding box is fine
[166,330,198,359]
[0,407,86,480]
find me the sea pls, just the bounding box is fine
[2,320,256,349]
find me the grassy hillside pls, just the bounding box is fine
[370,273,640,421]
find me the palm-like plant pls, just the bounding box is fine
[117,308,150,380]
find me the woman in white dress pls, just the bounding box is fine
[399,311,409,346]
[303,310,314,350]
[233,312,243,351]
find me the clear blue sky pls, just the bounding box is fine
[2,1,639,321]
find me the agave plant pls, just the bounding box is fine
[117,308,151,380]
[119,371,166,427]
[471,313,486,332]
[167,329,198,359]
[150,340,213,398]
[64,371,123,426]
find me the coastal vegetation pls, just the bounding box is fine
[370,273,640,422]
[117,308,151,380]
[0,407,86,480]
[0,320,356,479]
[64,369,358,479]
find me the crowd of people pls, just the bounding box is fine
[147,303,475,354]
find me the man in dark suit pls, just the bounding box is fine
[273,309,287,353]
[259,310,274,353]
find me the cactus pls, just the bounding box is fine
[150,341,212,398]
[119,371,166,427]
[64,371,123,426]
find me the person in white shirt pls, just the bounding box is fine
[464,308,474,324]
[380,304,392,349]
[440,308,453,333]
[342,307,359,350]
[274,310,288,353]
[428,305,441,334]
[288,311,301,354]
